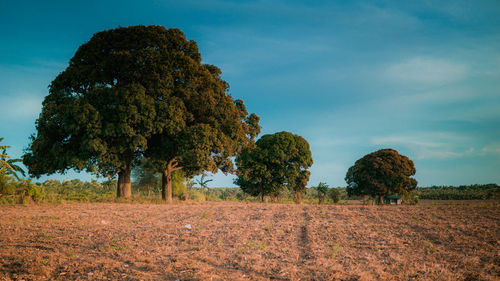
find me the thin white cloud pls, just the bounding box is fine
[0,94,43,120]
[481,143,500,157]
[385,57,468,84]
[372,133,475,160]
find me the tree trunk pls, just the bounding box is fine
[295,191,302,204]
[318,195,324,205]
[161,169,172,203]
[379,195,385,205]
[116,161,132,198]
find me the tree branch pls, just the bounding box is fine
[167,157,183,172]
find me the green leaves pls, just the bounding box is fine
[235,131,313,200]
[23,25,260,200]
[0,138,25,180]
[345,148,417,199]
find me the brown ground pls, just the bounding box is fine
[0,202,499,281]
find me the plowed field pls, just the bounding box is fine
[1,202,499,280]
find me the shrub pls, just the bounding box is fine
[328,188,341,203]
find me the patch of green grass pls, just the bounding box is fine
[105,237,128,251]
[328,242,343,259]
[201,211,210,219]
[41,233,53,238]
[245,239,267,251]
[41,260,48,265]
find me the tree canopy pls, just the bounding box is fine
[345,148,417,203]
[235,131,313,203]
[22,25,260,200]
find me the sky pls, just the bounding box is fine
[1,0,499,187]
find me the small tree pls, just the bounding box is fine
[195,174,213,201]
[314,182,329,204]
[328,188,341,203]
[0,138,25,180]
[345,148,417,204]
[235,131,313,203]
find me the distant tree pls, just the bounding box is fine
[235,131,313,203]
[345,148,417,204]
[314,182,329,204]
[328,187,341,203]
[195,174,213,201]
[132,158,160,196]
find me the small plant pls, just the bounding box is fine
[328,242,342,259]
[201,211,209,219]
[41,233,53,238]
[244,240,267,251]
[41,260,48,265]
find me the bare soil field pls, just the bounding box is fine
[1,202,499,281]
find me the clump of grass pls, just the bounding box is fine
[201,211,210,219]
[41,260,48,265]
[424,240,437,254]
[41,233,53,238]
[328,242,343,259]
[104,237,128,251]
[242,240,267,251]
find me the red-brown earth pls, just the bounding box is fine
[0,202,499,280]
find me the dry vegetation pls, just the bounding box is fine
[1,202,499,280]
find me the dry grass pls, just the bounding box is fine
[0,202,498,280]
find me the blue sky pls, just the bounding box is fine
[1,0,499,187]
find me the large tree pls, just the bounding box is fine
[144,65,260,202]
[345,148,417,204]
[235,131,313,203]
[23,25,259,200]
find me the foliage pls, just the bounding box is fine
[23,26,179,197]
[416,184,500,200]
[235,131,313,203]
[0,168,16,196]
[139,31,261,202]
[171,170,187,198]
[23,25,261,201]
[402,191,419,205]
[313,182,329,204]
[345,148,417,202]
[0,138,25,180]
[328,188,341,203]
[133,158,161,196]
[195,174,213,188]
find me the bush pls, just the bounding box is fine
[328,188,341,203]
[403,192,419,205]
[0,169,16,195]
